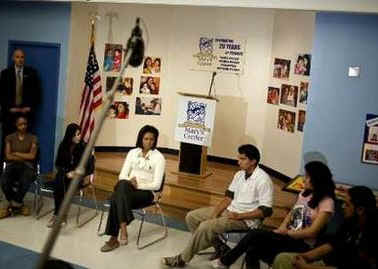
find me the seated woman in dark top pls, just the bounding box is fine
[47,123,94,227]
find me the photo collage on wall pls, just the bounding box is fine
[102,43,162,119]
[103,43,131,120]
[267,54,311,133]
[136,56,162,116]
[361,114,378,165]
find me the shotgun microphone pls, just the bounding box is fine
[128,17,145,67]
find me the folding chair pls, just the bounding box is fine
[97,175,168,249]
[134,175,167,249]
[76,173,99,227]
[34,172,55,219]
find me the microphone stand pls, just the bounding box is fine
[35,24,140,269]
[208,71,217,97]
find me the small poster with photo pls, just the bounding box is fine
[294,54,311,76]
[135,97,162,116]
[267,87,280,105]
[277,109,296,133]
[362,144,378,164]
[106,77,133,96]
[298,110,306,132]
[280,84,298,108]
[368,126,378,144]
[104,44,123,72]
[143,57,161,75]
[107,101,130,119]
[273,58,291,80]
[361,114,378,165]
[139,76,160,95]
[299,82,309,105]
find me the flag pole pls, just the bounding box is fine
[35,16,138,269]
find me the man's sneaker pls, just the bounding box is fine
[161,254,186,267]
[0,207,11,219]
[211,258,229,269]
[209,243,231,260]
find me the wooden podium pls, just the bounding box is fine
[173,92,218,178]
[175,142,211,178]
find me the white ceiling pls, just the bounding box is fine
[72,0,378,14]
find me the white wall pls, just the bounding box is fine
[65,3,315,177]
[262,11,315,177]
[67,3,275,156]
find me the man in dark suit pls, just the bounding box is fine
[0,49,40,134]
[0,49,40,170]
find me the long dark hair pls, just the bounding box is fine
[135,125,159,150]
[348,186,377,222]
[348,186,377,257]
[56,123,81,164]
[304,161,335,209]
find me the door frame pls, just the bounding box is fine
[8,40,61,172]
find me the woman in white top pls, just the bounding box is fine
[100,125,166,252]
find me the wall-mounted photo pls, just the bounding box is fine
[267,87,280,105]
[139,76,160,95]
[299,82,309,105]
[294,54,311,76]
[273,58,291,79]
[280,84,298,107]
[298,110,306,132]
[362,144,378,165]
[277,109,296,133]
[135,97,162,116]
[107,101,130,119]
[106,77,133,96]
[103,43,123,72]
[368,126,378,144]
[143,56,161,75]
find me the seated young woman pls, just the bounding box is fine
[47,123,95,227]
[100,125,166,252]
[212,161,336,269]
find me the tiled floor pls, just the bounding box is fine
[0,194,270,269]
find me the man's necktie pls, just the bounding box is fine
[15,69,23,106]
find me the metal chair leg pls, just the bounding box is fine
[76,185,98,228]
[136,202,168,250]
[97,202,110,236]
[34,181,54,219]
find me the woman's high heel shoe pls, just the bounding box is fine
[119,238,128,246]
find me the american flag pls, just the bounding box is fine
[79,44,103,142]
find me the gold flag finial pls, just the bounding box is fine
[89,12,99,46]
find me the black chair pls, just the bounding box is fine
[1,161,40,216]
[35,171,99,227]
[97,174,167,249]
[34,173,55,219]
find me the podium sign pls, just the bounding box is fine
[174,93,218,178]
[175,94,217,147]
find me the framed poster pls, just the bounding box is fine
[361,114,378,165]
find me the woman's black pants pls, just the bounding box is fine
[105,180,154,237]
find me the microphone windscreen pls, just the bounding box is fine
[129,37,144,67]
